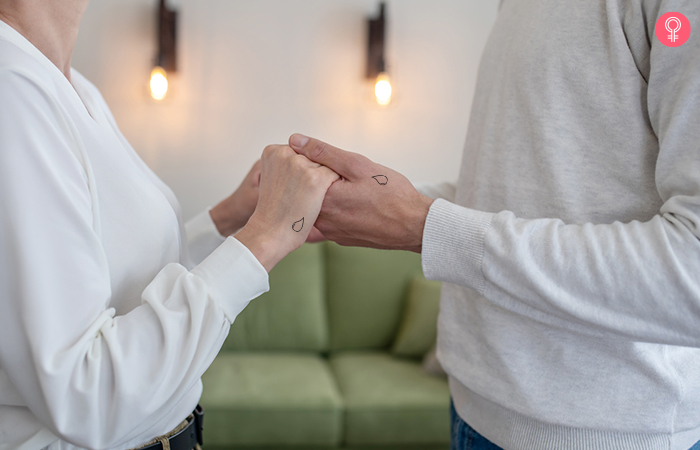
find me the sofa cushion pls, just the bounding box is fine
[391,276,442,358]
[223,243,328,351]
[329,352,450,446]
[325,243,422,350]
[201,352,343,446]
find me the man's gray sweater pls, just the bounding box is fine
[420,0,700,449]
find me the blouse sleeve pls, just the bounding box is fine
[0,69,268,449]
[185,209,227,266]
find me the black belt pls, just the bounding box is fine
[140,405,204,450]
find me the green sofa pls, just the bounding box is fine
[201,242,449,450]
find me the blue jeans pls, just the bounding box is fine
[450,402,503,450]
[450,402,700,450]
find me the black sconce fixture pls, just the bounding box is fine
[150,0,178,100]
[367,2,392,105]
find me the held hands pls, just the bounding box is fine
[224,134,431,272]
[209,159,328,242]
[235,145,339,271]
[288,134,434,253]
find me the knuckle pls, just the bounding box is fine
[262,145,276,158]
[292,154,308,169]
[301,172,319,188]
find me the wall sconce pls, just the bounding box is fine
[367,2,392,106]
[150,0,177,101]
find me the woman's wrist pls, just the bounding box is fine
[234,219,292,272]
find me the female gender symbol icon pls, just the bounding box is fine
[666,16,682,42]
[656,12,691,47]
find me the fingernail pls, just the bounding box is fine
[290,134,309,149]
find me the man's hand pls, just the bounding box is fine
[288,134,434,253]
[210,160,262,236]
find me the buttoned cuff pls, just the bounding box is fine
[191,236,269,322]
[421,199,494,294]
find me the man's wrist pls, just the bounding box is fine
[407,194,434,253]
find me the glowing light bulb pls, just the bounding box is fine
[150,66,168,100]
[374,72,392,106]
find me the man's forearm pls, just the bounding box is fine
[422,199,700,347]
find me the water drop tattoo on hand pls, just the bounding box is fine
[292,217,304,232]
[372,175,388,185]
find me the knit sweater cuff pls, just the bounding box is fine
[191,236,269,322]
[421,199,494,294]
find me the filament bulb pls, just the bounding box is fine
[374,72,392,106]
[150,66,168,100]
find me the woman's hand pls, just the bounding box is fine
[235,145,339,271]
[210,160,262,236]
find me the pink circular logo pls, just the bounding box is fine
[655,12,691,47]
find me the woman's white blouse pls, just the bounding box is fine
[0,21,269,450]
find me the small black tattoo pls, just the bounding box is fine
[292,217,304,232]
[372,175,388,185]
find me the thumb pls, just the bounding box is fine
[289,134,366,180]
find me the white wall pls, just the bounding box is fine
[73,0,498,220]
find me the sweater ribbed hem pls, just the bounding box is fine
[191,236,269,322]
[421,199,494,294]
[450,377,700,450]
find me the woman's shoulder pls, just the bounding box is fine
[0,41,77,159]
[0,39,58,100]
